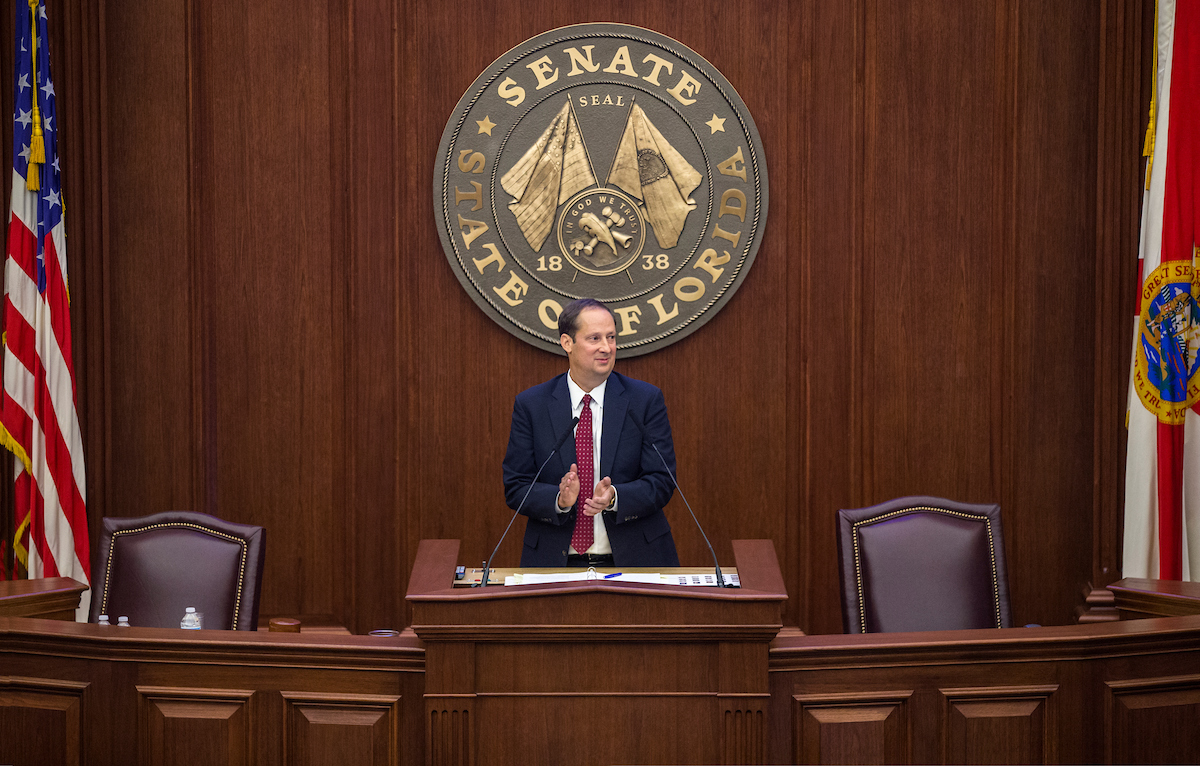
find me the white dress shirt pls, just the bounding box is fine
[558,373,614,555]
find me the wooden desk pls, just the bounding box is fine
[770,609,1200,764]
[5,576,1200,764]
[0,616,425,766]
[1108,576,1200,619]
[0,577,86,620]
[457,565,738,587]
[407,538,787,765]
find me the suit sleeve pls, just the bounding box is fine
[502,394,573,526]
[610,386,675,525]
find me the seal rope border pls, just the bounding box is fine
[438,25,766,350]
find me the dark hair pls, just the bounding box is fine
[558,298,615,340]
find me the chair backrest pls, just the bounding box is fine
[88,511,265,630]
[836,496,1011,633]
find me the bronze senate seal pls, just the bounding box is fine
[434,23,768,356]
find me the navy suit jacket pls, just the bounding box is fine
[502,371,680,567]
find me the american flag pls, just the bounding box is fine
[1,0,89,613]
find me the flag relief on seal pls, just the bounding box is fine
[434,24,768,356]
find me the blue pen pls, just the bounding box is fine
[604,572,622,579]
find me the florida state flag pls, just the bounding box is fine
[1124,0,1200,580]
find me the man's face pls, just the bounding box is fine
[561,307,617,387]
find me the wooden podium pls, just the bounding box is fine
[406,539,787,766]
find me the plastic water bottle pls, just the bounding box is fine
[180,607,202,630]
[117,616,130,627]
[97,615,111,626]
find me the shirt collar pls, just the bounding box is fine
[566,373,606,413]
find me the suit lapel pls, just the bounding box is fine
[601,373,628,478]
[548,374,576,468]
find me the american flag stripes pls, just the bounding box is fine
[1,0,90,613]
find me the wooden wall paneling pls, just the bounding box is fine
[189,0,345,620]
[395,0,421,635]
[424,639,475,766]
[282,691,401,766]
[837,0,1106,629]
[792,691,912,765]
[400,0,541,613]
[137,686,254,766]
[867,0,1000,502]
[697,1,789,582]
[108,659,139,765]
[345,0,402,636]
[427,700,473,766]
[771,610,1200,764]
[1006,1,1101,628]
[774,643,1078,762]
[0,676,88,766]
[1092,0,1148,599]
[134,656,425,765]
[1105,674,1200,765]
[102,0,197,520]
[938,684,1058,764]
[802,0,868,636]
[719,641,769,763]
[723,702,766,766]
[464,637,730,763]
[990,0,1020,633]
[0,619,429,765]
[787,0,814,636]
[473,693,721,765]
[2,652,110,766]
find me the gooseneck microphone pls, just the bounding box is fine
[477,417,579,587]
[630,417,732,588]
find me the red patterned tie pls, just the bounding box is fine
[570,394,594,555]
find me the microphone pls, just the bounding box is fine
[478,417,579,587]
[628,416,732,588]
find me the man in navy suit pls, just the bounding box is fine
[503,298,680,568]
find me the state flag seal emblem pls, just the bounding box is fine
[434,23,768,356]
[1134,260,1200,424]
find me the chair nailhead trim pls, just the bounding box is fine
[102,522,250,630]
[851,506,1002,633]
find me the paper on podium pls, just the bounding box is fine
[505,571,593,586]
[501,569,738,586]
[665,572,740,587]
[505,569,664,586]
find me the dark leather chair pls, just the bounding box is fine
[836,496,1012,633]
[88,511,265,630]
